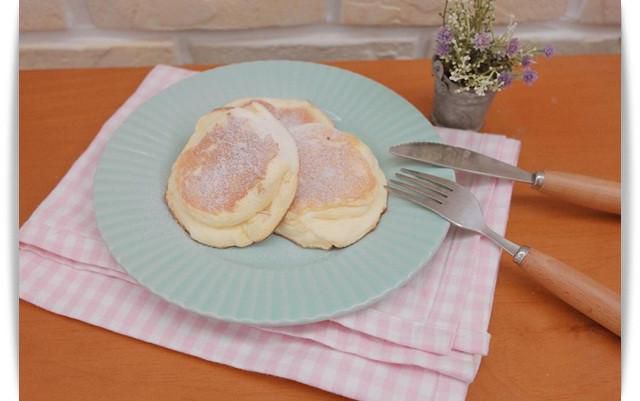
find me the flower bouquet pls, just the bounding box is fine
[431,0,553,130]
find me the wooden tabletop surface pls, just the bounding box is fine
[19,56,620,401]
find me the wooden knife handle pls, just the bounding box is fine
[536,170,620,214]
[517,248,620,336]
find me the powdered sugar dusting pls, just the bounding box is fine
[176,113,279,213]
[290,124,375,211]
[250,100,318,129]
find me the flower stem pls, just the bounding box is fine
[441,0,449,25]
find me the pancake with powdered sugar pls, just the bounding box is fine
[166,101,298,248]
[275,123,387,249]
[225,98,334,130]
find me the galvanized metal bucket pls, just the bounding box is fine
[431,59,495,131]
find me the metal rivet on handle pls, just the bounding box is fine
[532,172,545,189]
[513,246,530,265]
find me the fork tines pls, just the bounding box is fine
[386,169,454,208]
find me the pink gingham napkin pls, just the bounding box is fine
[19,65,520,401]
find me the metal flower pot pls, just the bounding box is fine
[431,59,495,131]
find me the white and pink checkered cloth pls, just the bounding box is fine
[19,65,520,401]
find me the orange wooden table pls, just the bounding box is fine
[19,56,620,401]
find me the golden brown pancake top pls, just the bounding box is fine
[289,125,376,212]
[175,113,279,213]
[243,100,320,129]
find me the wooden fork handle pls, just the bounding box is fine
[535,170,620,214]
[516,247,620,336]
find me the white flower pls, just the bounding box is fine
[436,0,542,94]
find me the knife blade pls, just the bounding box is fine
[389,142,534,184]
[389,141,621,215]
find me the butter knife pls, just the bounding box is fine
[389,142,621,214]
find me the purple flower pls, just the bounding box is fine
[498,71,513,87]
[473,32,492,50]
[436,27,453,44]
[522,68,538,86]
[435,41,450,57]
[506,38,520,57]
[543,45,554,58]
[521,55,532,67]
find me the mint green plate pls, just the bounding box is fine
[94,60,454,326]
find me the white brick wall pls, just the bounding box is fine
[18,0,621,70]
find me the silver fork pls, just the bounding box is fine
[388,168,621,337]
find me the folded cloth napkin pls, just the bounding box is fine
[19,65,520,401]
